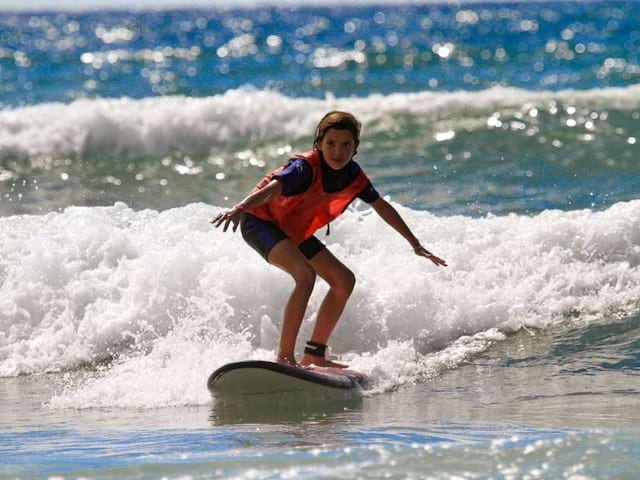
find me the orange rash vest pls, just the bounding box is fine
[243,149,371,245]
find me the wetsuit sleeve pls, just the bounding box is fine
[272,158,312,196]
[358,181,380,203]
[351,162,380,203]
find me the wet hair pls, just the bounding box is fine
[313,111,361,156]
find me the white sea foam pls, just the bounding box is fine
[1,199,639,408]
[1,85,639,161]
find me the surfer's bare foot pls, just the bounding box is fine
[300,354,348,369]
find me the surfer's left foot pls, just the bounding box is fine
[299,341,349,369]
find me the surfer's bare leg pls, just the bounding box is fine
[267,239,316,366]
[301,248,355,368]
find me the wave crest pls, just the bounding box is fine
[2,85,640,160]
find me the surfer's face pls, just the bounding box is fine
[319,128,356,170]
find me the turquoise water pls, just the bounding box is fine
[1,2,640,479]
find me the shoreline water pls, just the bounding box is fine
[3,321,640,479]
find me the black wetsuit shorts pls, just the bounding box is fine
[240,213,326,261]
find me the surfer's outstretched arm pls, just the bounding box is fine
[370,197,447,267]
[210,179,283,232]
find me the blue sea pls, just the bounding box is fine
[1,1,640,478]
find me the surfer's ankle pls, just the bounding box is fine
[304,341,327,358]
[301,341,348,368]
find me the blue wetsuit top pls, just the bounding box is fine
[273,156,380,203]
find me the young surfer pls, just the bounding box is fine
[211,111,447,368]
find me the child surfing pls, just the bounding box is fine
[211,111,447,369]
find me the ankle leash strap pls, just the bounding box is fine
[304,341,327,358]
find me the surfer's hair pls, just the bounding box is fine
[313,111,361,156]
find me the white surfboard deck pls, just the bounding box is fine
[208,360,370,397]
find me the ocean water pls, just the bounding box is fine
[1,2,640,479]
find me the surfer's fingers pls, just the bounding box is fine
[222,216,232,232]
[212,213,230,229]
[224,211,240,232]
[430,255,448,267]
[212,214,227,228]
[209,213,222,224]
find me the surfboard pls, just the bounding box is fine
[208,360,371,397]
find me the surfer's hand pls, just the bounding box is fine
[414,245,447,267]
[210,206,242,232]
